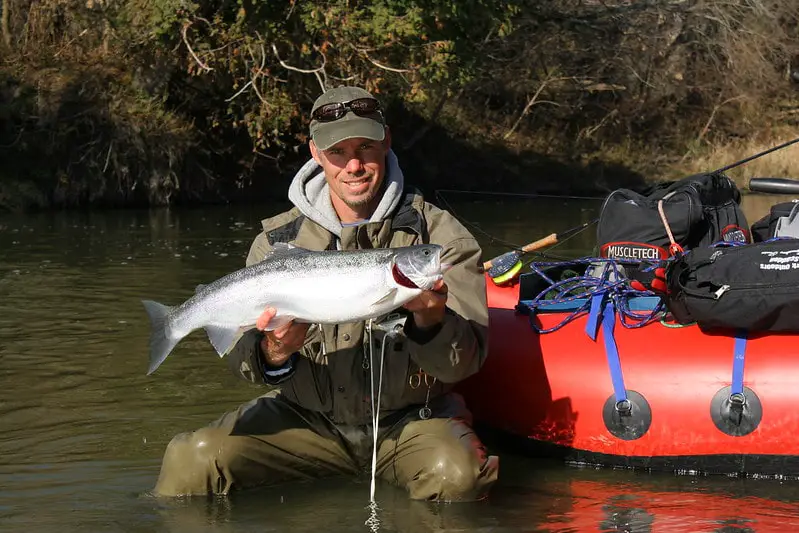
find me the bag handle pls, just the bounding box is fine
[657,194,684,255]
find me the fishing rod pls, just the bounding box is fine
[713,135,799,174]
[453,136,799,285]
[434,190,577,260]
[713,135,799,195]
[482,218,599,284]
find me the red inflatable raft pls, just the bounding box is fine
[457,272,799,478]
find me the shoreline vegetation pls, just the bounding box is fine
[1,0,797,212]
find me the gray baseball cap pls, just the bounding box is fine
[309,87,386,151]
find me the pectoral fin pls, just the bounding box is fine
[204,325,241,357]
[371,288,398,307]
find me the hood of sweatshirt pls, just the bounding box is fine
[287,149,405,238]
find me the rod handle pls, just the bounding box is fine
[482,233,558,270]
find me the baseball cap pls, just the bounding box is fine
[309,87,386,150]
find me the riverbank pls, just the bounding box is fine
[3,128,798,213]
[1,1,797,212]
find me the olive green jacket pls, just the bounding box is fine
[227,190,488,426]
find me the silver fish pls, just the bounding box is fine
[142,243,445,374]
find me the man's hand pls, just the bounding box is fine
[403,279,448,329]
[256,307,310,367]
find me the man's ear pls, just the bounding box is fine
[309,140,322,164]
[382,127,392,151]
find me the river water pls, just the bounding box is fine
[1,193,798,533]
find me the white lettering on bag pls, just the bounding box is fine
[603,244,664,260]
[758,248,799,271]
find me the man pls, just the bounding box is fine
[153,86,498,501]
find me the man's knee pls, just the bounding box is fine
[155,427,242,496]
[407,441,499,502]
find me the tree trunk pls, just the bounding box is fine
[1,0,11,50]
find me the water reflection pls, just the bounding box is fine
[1,195,798,532]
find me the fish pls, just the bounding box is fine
[142,243,445,375]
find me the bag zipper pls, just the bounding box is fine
[712,281,799,300]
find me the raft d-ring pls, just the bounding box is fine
[615,398,633,416]
[711,385,762,437]
[729,392,746,406]
[602,390,652,441]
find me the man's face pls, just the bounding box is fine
[310,130,391,217]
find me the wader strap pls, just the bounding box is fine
[731,330,747,395]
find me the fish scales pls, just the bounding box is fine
[142,244,443,374]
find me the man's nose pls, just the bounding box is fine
[345,157,364,173]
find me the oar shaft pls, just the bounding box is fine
[749,177,799,195]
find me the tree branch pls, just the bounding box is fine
[270,43,326,91]
[249,42,272,107]
[226,80,252,102]
[363,54,413,73]
[696,95,745,144]
[1,0,11,50]
[504,77,570,139]
[182,21,212,72]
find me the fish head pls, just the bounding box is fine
[392,244,444,290]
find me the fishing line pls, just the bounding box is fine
[435,189,607,201]
[434,191,581,261]
[365,319,388,532]
[368,327,387,501]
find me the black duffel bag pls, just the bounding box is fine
[597,172,749,261]
[665,240,799,332]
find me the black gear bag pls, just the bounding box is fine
[597,172,750,261]
[665,240,799,332]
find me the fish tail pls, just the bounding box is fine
[142,300,180,375]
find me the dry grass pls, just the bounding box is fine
[680,133,799,190]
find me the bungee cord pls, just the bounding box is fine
[521,257,667,333]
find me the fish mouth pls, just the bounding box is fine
[392,264,419,289]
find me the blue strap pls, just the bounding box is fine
[602,302,628,403]
[731,330,747,395]
[585,292,605,341]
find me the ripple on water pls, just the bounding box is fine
[3,202,799,532]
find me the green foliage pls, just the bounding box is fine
[120,0,194,43]
[145,0,517,150]
[1,0,797,211]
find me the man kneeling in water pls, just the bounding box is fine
[153,86,498,501]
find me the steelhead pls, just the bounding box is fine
[142,243,445,374]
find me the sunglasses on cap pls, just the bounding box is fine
[311,98,382,123]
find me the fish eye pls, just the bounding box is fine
[423,249,430,256]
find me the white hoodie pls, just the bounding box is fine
[287,150,405,239]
